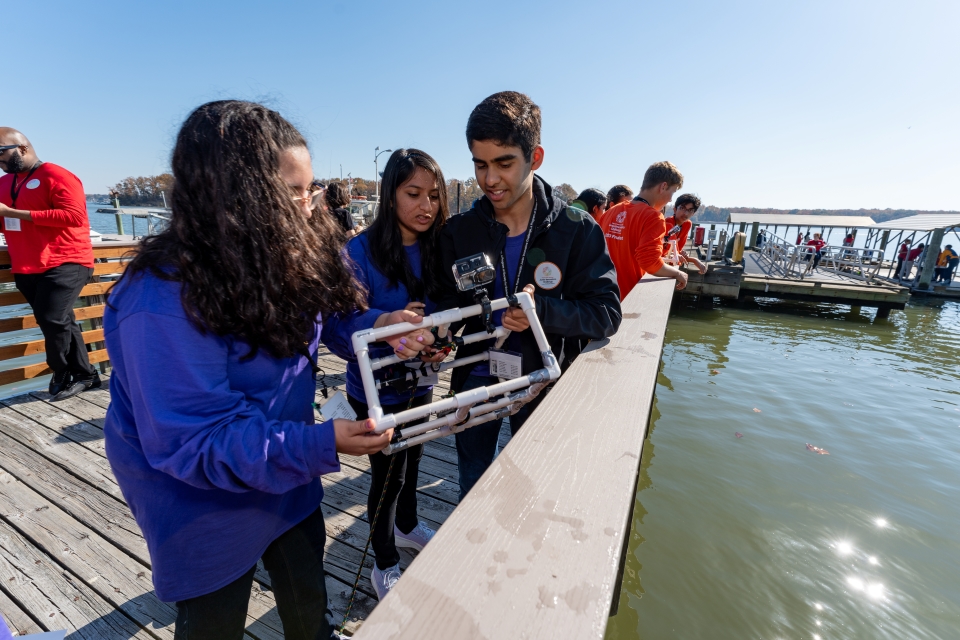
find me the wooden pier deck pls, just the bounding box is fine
[0,348,484,638]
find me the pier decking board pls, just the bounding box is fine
[0,348,505,637]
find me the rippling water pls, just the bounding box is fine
[606,298,960,640]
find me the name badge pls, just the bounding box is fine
[4,217,21,232]
[489,349,522,379]
[316,390,357,422]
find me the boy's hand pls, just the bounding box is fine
[502,284,535,332]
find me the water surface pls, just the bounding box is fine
[606,298,960,640]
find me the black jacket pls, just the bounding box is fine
[436,176,622,392]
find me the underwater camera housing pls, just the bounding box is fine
[350,255,561,455]
[453,253,496,292]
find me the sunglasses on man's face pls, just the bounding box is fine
[0,144,20,154]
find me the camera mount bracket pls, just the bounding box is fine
[350,291,561,455]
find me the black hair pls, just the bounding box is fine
[577,188,607,212]
[366,148,449,301]
[121,100,366,359]
[606,184,633,206]
[674,193,701,211]
[466,91,542,162]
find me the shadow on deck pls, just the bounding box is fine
[0,349,498,638]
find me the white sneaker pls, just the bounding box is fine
[370,562,401,601]
[395,521,436,552]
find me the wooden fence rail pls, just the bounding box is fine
[0,241,138,387]
[353,276,675,640]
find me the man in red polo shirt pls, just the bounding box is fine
[0,128,100,400]
[663,193,707,274]
[599,161,688,299]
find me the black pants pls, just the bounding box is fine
[14,263,95,377]
[174,507,335,640]
[348,391,431,570]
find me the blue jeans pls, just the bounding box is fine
[454,374,542,501]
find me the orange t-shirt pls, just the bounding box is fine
[599,201,665,301]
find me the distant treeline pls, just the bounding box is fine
[692,206,958,224]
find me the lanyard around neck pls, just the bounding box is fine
[499,200,537,296]
[10,161,42,207]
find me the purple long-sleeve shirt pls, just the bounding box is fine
[103,271,339,602]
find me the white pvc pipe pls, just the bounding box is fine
[350,292,561,440]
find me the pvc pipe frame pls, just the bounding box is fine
[350,291,561,446]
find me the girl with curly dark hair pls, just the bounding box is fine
[322,148,448,600]
[103,100,395,639]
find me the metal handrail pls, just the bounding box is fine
[758,233,815,279]
[818,246,883,283]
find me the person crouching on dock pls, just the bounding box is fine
[103,100,391,640]
[662,193,707,274]
[322,148,448,601]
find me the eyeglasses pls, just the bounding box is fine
[291,188,324,208]
[677,206,697,214]
[0,144,21,153]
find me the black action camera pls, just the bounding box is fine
[453,253,496,293]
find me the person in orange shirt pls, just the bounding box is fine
[599,161,688,299]
[662,193,706,274]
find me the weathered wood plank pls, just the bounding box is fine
[0,281,115,307]
[0,304,106,334]
[0,583,44,635]
[0,427,146,562]
[24,391,107,430]
[353,277,675,640]
[0,261,127,284]
[0,329,104,363]
[0,349,110,387]
[0,243,140,265]
[0,519,152,639]
[0,468,176,638]
[0,406,122,500]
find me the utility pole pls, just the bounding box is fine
[374,146,392,202]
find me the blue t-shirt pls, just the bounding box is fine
[321,234,435,406]
[103,271,339,602]
[471,231,526,377]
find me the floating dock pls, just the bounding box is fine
[678,249,910,317]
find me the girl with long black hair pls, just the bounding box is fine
[103,100,396,639]
[322,148,449,600]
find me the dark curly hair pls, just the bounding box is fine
[120,100,366,359]
[366,148,449,301]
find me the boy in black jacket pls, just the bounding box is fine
[435,91,622,499]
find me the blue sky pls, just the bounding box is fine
[9,0,959,210]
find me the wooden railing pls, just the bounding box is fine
[353,276,675,640]
[0,242,138,387]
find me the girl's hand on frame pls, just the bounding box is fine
[376,309,435,359]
